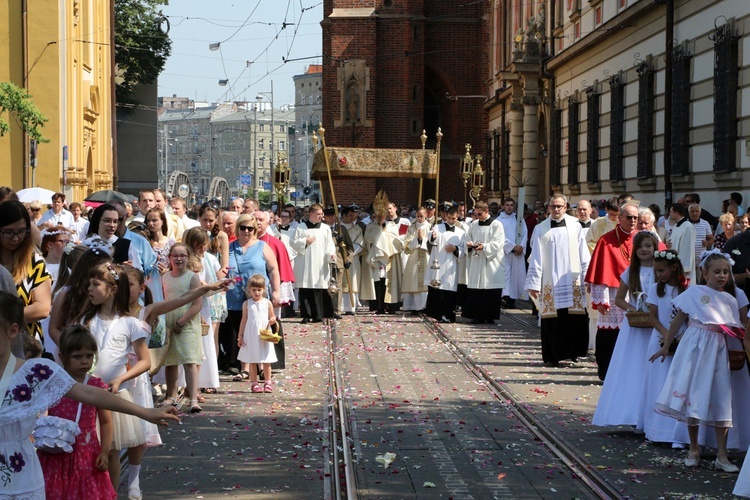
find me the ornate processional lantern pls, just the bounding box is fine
[469,154,484,205]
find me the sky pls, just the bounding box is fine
[157,0,323,107]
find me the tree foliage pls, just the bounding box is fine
[0,82,49,142]
[114,0,172,100]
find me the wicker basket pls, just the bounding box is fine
[626,310,651,329]
[728,349,747,371]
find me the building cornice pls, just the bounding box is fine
[546,0,658,72]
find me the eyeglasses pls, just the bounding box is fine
[0,229,30,240]
[30,208,40,212]
[101,217,124,225]
[549,205,565,209]
[239,225,255,232]
[171,254,189,260]
[623,215,639,220]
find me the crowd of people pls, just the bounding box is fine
[4,183,750,497]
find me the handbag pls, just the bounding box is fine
[201,318,210,336]
[33,375,87,453]
[149,329,172,376]
[725,335,747,371]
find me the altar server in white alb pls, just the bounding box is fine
[525,194,591,366]
[424,206,465,323]
[291,203,337,323]
[340,206,365,314]
[461,201,506,324]
[497,197,527,309]
[402,207,431,312]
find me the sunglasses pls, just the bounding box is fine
[239,225,255,232]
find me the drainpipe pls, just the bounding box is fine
[663,0,674,210]
[110,0,118,191]
[22,0,30,187]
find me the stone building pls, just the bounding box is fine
[487,0,750,214]
[0,0,114,201]
[321,0,488,208]
[293,65,323,202]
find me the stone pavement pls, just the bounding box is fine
[136,308,746,499]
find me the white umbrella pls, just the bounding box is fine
[16,187,56,204]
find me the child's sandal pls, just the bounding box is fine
[263,382,273,393]
[251,383,263,393]
[189,399,202,413]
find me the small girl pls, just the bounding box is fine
[593,231,659,428]
[0,291,178,500]
[75,263,152,496]
[162,243,204,413]
[237,274,277,393]
[651,250,744,472]
[38,325,116,500]
[183,227,226,396]
[402,208,430,312]
[642,249,687,443]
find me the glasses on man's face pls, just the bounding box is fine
[550,204,565,209]
[101,217,123,225]
[623,215,639,221]
[30,208,40,213]
[1,229,30,240]
[239,225,255,232]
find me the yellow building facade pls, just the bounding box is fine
[0,0,113,201]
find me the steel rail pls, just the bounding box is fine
[325,319,358,500]
[423,314,624,500]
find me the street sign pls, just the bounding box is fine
[240,174,252,184]
[291,192,297,199]
[263,181,272,191]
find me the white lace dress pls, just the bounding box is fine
[0,358,74,500]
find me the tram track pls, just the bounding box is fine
[325,317,358,500]
[424,311,624,500]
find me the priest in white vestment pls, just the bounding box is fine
[462,201,506,324]
[340,206,364,314]
[291,204,336,323]
[526,194,591,366]
[424,206,465,323]
[497,198,527,308]
[402,208,431,312]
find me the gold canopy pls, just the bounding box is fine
[311,147,438,180]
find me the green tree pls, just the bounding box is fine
[114,0,172,100]
[0,82,48,142]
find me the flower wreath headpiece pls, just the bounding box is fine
[653,250,680,262]
[698,248,734,270]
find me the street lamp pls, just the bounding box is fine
[256,80,274,202]
[461,143,474,205]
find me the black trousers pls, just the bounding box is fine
[299,288,334,320]
[271,320,285,370]
[595,328,620,381]
[425,287,457,322]
[218,309,243,371]
[369,278,400,313]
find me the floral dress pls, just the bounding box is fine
[1,358,74,500]
[153,238,175,270]
[37,376,116,500]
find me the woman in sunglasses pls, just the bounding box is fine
[220,214,280,377]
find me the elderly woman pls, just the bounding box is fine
[714,213,737,251]
[219,213,280,376]
[0,200,52,348]
[637,206,667,243]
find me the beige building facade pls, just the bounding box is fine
[486,0,750,214]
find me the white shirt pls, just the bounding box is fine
[38,208,75,229]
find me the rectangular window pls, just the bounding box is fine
[586,88,600,183]
[594,6,603,27]
[619,0,627,9]
[259,124,265,132]
[671,46,691,176]
[258,139,265,150]
[574,22,581,41]
[637,61,655,178]
[567,99,579,185]
[713,23,739,173]
[279,140,285,151]
[609,76,624,181]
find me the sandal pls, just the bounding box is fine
[189,400,202,413]
[158,396,179,408]
[202,388,218,395]
[263,382,273,393]
[251,383,263,393]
